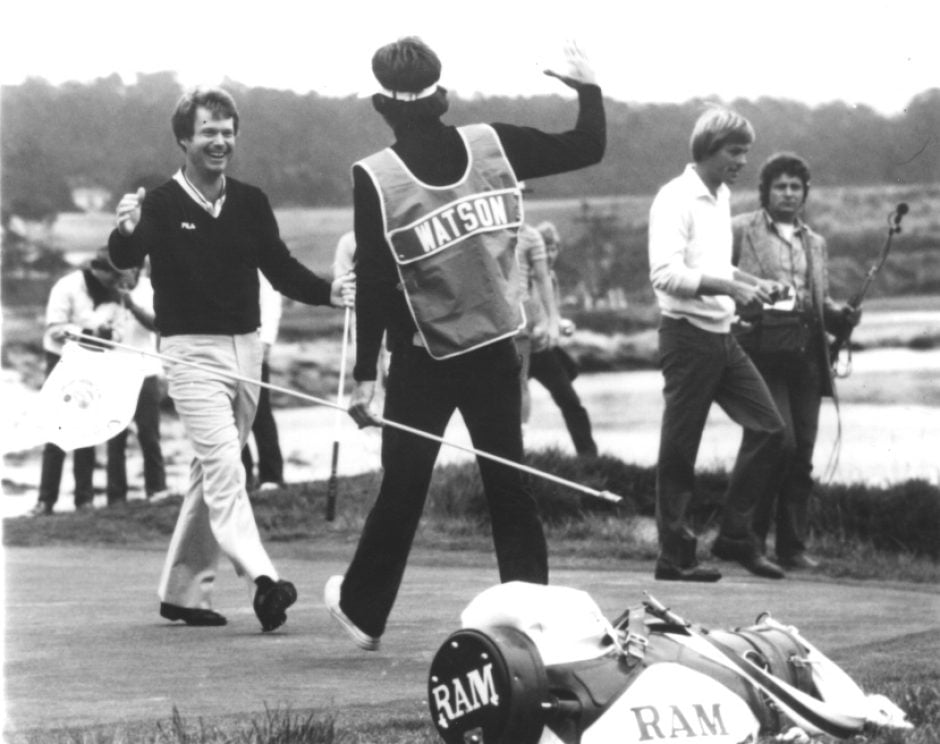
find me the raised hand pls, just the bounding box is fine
[116,187,146,236]
[543,40,597,89]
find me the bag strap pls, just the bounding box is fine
[658,629,861,739]
[642,595,861,739]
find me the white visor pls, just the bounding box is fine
[377,83,438,101]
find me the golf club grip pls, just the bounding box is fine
[325,440,340,521]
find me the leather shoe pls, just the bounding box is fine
[160,602,227,626]
[712,538,786,579]
[253,576,297,632]
[28,502,53,517]
[654,563,722,582]
[778,553,820,570]
[740,554,786,579]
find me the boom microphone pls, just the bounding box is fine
[894,203,909,225]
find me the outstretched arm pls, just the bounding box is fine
[495,41,605,181]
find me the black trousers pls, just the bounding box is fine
[655,318,785,569]
[38,352,95,508]
[529,348,597,455]
[751,350,823,560]
[340,340,549,638]
[107,374,168,502]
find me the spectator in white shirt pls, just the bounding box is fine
[648,106,788,583]
[31,248,131,516]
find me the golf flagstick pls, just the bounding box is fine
[325,308,351,521]
[65,331,622,504]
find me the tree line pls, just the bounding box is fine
[3,72,940,219]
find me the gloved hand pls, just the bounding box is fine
[842,304,862,328]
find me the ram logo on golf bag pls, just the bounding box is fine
[427,583,911,744]
[430,658,499,728]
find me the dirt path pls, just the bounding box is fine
[4,543,939,735]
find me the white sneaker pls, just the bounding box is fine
[258,482,282,492]
[324,575,380,651]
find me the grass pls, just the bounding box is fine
[7,621,937,744]
[8,688,939,744]
[5,706,440,744]
[5,452,939,744]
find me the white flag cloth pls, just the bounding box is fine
[35,340,148,451]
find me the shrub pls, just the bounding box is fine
[811,479,940,559]
[424,452,940,561]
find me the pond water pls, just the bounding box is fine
[3,348,938,518]
[527,347,940,487]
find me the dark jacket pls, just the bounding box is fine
[732,209,849,397]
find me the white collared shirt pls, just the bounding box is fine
[648,164,736,333]
[42,270,124,354]
[173,169,226,217]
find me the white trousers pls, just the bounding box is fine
[157,333,277,609]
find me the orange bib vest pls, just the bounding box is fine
[357,124,525,359]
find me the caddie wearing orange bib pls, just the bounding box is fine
[358,124,525,359]
[325,36,606,651]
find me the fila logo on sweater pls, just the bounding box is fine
[181,222,197,230]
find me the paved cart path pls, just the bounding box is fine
[4,544,939,733]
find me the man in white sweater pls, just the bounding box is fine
[648,106,788,583]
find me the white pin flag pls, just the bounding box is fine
[34,341,148,451]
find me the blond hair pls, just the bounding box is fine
[690,106,754,162]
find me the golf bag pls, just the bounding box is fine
[428,583,910,744]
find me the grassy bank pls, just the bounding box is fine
[7,450,939,580]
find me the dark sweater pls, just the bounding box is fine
[108,177,332,336]
[352,85,606,380]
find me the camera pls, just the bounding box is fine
[771,285,792,303]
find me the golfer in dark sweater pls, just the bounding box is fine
[110,87,353,632]
[325,37,605,650]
